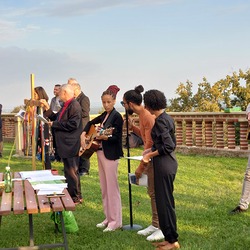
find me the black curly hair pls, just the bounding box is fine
[143,89,166,111]
[123,85,144,105]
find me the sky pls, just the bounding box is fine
[0,0,250,113]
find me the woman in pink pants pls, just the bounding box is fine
[81,85,123,232]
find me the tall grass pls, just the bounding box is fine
[0,143,250,249]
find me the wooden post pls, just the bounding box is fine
[30,73,36,170]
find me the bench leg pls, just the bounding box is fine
[28,214,34,247]
[58,212,69,250]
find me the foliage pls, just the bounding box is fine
[11,105,25,113]
[0,143,250,249]
[167,69,250,112]
[167,80,194,112]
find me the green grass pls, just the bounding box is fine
[1,143,250,249]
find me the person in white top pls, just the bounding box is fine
[50,84,63,162]
[50,84,63,113]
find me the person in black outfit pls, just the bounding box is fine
[34,87,52,170]
[68,79,90,176]
[41,84,83,204]
[142,89,180,250]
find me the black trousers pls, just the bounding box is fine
[37,123,51,170]
[79,156,90,173]
[51,127,61,161]
[153,156,178,243]
[62,156,82,202]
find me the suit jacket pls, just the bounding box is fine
[44,99,83,158]
[83,108,124,160]
[76,91,90,128]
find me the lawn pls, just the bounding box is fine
[0,143,250,249]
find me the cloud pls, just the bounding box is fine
[0,0,174,41]
[42,0,174,17]
[0,19,23,41]
[0,18,41,42]
[0,46,101,110]
[0,0,175,18]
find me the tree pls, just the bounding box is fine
[11,105,25,113]
[192,78,221,112]
[167,80,194,112]
[168,69,250,112]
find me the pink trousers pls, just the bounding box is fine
[97,150,122,229]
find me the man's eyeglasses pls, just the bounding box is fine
[120,101,127,107]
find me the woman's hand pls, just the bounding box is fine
[39,99,50,110]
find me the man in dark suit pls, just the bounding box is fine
[68,79,91,176]
[41,84,83,204]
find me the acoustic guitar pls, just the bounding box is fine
[79,124,114,159]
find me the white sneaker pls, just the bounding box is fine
[96,222,107,228]
[103,227,115,232]
[137,225,158,236]
[146,229,165,241]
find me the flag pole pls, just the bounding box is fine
[30,73,37,170]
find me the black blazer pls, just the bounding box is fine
[76,91,90,128]
[83,108,124,160]
[44,99,83,158]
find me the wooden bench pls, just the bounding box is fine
[0,172,76,250]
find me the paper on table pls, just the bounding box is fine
[128,173,148,187]
[31,182,67,190]
[37,189,65,195]
[19,170,66,181]
[124,156,143,161]
[19,170,67,196]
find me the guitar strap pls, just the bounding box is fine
[102,109,117,129]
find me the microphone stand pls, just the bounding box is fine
[122,110,142,231]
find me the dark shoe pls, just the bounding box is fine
[152,241,169,247]
[156,242,180,250]
[230,206,246,215]
[74,198,83,205]
[0,153,2,158]
[79,171,89,176]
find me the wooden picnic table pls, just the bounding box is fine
[0,171,76,250]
